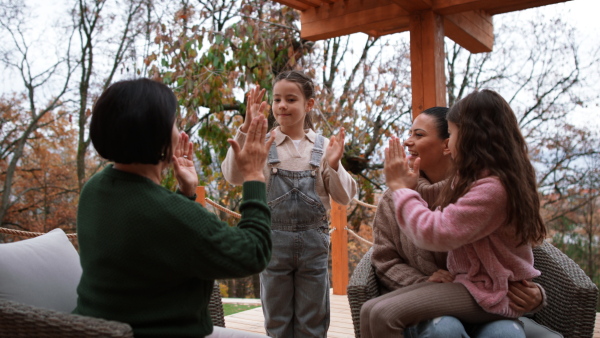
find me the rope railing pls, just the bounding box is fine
[352,197,378,210]
[0,227,78,239]
[0,194,375,246]
[345,226,373,246]
[205,198,241,219]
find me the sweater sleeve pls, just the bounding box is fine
[415,177,446,208]
[392,177,508,252]
[372,189,431,290]
[221,130,247,186]
[187,181,271,279]
[320,138,357,205]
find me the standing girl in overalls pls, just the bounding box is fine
[222,70,357,337]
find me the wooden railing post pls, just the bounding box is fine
[330,199,349,295]
[195,186,206,207]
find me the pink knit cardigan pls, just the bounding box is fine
[392,175,540,318]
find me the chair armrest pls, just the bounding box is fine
[347,247,381,338]
[532,241,598,338]
[0,282,225,337]
[0,298,133,338]
[210,281,226,327]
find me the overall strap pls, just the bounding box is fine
[268,138,280,165]
[309,134,325,167]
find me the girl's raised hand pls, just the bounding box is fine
[241,85,268,133]
[326,127,346,171]
[384,136,419,191]
[172,131,198,197]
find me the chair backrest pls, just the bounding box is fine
[531,241,598,338]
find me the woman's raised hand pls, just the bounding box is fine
[172,131,198,197]
[384,136,419,191]
[228,114,275,182]
[326,127,346,171]
[241,85,268,133]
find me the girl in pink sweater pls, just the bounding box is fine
[361,89,547,337]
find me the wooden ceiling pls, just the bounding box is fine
[271,0,571,53]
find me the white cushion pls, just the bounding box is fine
[0,228,82,313]
[520,316,563,338]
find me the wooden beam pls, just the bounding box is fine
[485,0,572,15]
[433,0,571,15]
[444,10,493,53]
[410,10,447,118]
[360,15,410,38]
[390,0,432,12]
[330,199,349,295]
[301,1,410,41]
[271,0,311,11]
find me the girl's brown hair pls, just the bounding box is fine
[273,70,315,130]
[438,89,546,245]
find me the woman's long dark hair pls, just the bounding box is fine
[438,89,546,245]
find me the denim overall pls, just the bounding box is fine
[260,135,330,338]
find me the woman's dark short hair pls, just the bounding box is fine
[90,78,178,164]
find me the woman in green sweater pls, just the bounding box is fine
[74,78,273,337]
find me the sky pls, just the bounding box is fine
[501,0,600,129]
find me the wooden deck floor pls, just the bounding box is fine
[224,291,355,337]
[225,292,600,337]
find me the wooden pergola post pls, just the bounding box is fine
[409,10,447,119]
[195,186,206,207]
[330,199,349,295]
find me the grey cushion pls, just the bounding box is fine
[521,317,563,338]
[0,228,81,313]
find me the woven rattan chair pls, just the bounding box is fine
[347,242,598,338]
[0,282,225,338]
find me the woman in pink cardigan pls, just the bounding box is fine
[361,90,547,337]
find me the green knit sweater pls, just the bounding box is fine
[73,165,271,337]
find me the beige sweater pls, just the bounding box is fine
[371,178,448,292]
[221,127,357,209]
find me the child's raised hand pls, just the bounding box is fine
[228,114,275,182]
[384,136,419,191]
[326,127,346,171]
[241,85,268,133]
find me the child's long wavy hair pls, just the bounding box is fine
[272,70,315,130]
[438,89,546,246]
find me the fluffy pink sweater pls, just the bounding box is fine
[392,175,540,318]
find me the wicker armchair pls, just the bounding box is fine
[0,282,225,338]
[348,242,598,338]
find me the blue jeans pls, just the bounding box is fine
[260,228,330,338]
[405,316,525,338]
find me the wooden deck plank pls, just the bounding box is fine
[224,290,355,337]
[225,292,600,337]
